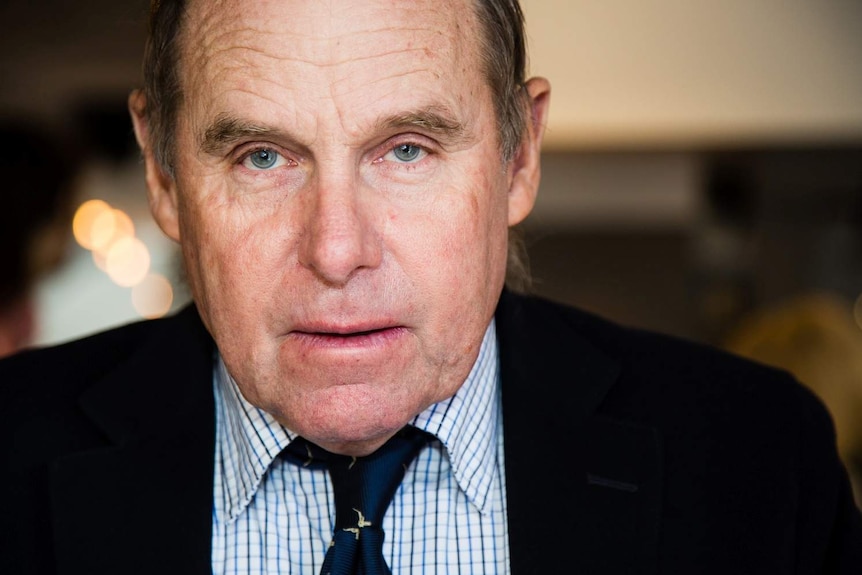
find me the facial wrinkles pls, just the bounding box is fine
[325,14,469,144]
[182,3,300,154]
[177,2,497,280]
[187,0,476,148]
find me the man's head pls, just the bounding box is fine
[130,0,549,455]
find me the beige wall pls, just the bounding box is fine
[522,0,862,149]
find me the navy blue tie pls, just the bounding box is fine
[282,426,431,575]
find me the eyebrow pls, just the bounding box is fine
[199,115,301,156]
[375,106,471,146]
[199,105,471,156]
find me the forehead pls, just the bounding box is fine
[177,0,485,135]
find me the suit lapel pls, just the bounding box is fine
[50,306,216,575]
[497,292,662,574]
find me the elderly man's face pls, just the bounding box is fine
[134,0,548,454]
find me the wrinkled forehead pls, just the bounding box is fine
[177,0,482,88]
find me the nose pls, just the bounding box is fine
[298,173,382,286]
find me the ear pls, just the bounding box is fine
[128,89,181,242]
[507,77,551,226]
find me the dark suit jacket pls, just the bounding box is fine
[2,291,861,574]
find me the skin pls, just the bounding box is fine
[130,0,550,456]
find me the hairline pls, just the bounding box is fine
[146,0,528,176]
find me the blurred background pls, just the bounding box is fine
[1,0,861,500]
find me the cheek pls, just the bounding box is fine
[439,167,508,263]
[402,170,509,305]
[176,182,288,313]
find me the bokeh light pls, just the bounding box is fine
[131,273,174,319]
[72,199,170,305]
[72,199,112,250]
[105,236,151,287]
[91,208,135,255]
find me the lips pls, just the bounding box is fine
[287,324,408,350]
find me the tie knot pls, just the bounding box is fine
[280,426,432,575]
[329,427,430,527]
[281,425,433,528]
[281,426,432,527]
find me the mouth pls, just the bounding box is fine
[288,325,407,349]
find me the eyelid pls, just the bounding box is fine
[383,144,427,164]
[374,134,436,163]
[236,144,297,170]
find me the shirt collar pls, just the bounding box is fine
[212,357,295,523]
[411,319,501,512]
[213,320,501,523]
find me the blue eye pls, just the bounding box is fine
[245,148,281,170]
[391,144,424,163]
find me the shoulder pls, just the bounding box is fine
[2,306,189,384]
[0,305,209,430]
[499,289,792,374]
[500,289,803,389]
[499,291,862,565]
[496,290,831,442]
[3,315,162,383]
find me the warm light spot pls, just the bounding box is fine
[131,273,174,319]
[89,209,117,252]
[72,199,112,250]
[105,237,151,287]
[91,209,135,255]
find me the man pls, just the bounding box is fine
[1,0,860,573]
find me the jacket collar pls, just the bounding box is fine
[496,290,662,575]
[50,305,216,574]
